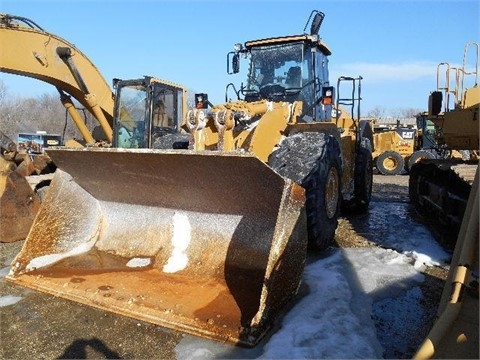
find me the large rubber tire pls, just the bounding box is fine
[407,150,436,171]
[344,138,373,213]
[268,132,342,252]
[376,150,404,175]
[408,161,423,208]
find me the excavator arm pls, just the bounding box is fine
[0,14,114,142]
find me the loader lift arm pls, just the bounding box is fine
[0,13,114,142]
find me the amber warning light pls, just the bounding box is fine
[195,93,209,109]
[321,86,334,105]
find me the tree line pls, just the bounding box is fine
[0,80,96,145]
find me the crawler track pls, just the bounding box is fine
[409,159,477,247]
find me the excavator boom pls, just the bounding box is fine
[0,13,114,140]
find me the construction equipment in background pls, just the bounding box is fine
[7,10,373,346]
[409,42,479,248]
[409,111,468,171]
[414,166,478,359]
[0,13,189,148]
[369,105,474,176]
[371,124,416,175]
[112,77,188,150]
[0,14,187,242]
[408,112,442,168]
[17,132,63,154]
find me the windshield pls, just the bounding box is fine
[246,42,309,92]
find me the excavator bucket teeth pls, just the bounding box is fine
[7,147,307,346]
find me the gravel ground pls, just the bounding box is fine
[0,173,449,359]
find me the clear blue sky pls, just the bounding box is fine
[1,0,479,116]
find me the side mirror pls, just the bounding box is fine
[428,91,443,116]
[227,52,240,74]
[310,11,325,35]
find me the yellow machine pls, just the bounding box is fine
[0,14,186,242]
[414,167,478,359]
[372,125,416,175]
[0,13,190,146]
[7,10,374,346]
[0,13,114,143]
[0,13,114,242]
[411,43,479,358]
[409,42,479,243]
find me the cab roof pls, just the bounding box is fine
[244,34,332,56]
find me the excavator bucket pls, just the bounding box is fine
[0,170,41,243]
[7,147,307,346]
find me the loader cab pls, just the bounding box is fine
[112,77,186,148]
[416,112,439,150]
[230,35,332,122]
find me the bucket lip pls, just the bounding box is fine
[45,147,258,158]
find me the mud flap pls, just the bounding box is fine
[7,148,307,346]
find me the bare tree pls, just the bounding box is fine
[0,80,7,105]
[366,106,387,119]
[0,89,97,145]
[399,107,423,118]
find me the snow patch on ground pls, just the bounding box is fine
[0,295,22,307]
[174,241,446,359]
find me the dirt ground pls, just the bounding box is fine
[0,173,449,359]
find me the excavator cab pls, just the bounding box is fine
[112,76,187,149]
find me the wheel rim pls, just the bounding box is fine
[325,167,340,219]
[383,157,398,171]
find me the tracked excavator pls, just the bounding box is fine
[409,42,479,247]
[412,45,479,357]
[414,166,479,359]
[7,10,374,346]
[0,14,186,241]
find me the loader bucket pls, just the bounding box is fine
[7,147,307,346]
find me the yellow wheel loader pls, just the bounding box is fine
[7,10,374,346]
[372,126,416,175]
